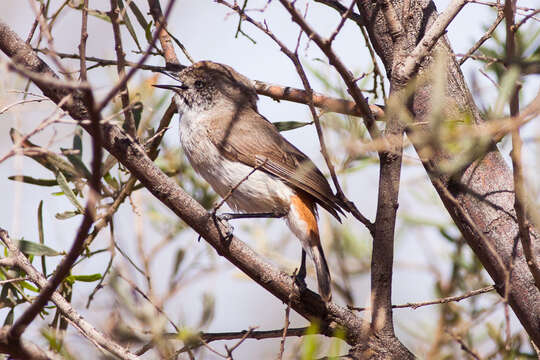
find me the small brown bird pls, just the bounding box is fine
[154,61,346,302]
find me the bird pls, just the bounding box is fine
[153,61,346,302]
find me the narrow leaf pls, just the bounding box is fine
[56,171,85,213]
[103,172,119,191]
[144,21,153,45]
[55,211,80,220]
[73,127,83,159]
[69,273,103,282]
[8,175,58,187]
[117,0,143,52]
[37,200,47,276]
[3,308,14,326]
[172,248,185,276]
[15,239,60,257]
[19,281,39,292]
[273,121,312,132]
[62,149,92,179]
[128,2,149,30]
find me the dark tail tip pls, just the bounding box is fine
[311,245,332,303]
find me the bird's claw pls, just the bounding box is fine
[294,271,307,292]
[214,213,234,239]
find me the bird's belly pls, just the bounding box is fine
[179,117,293,213]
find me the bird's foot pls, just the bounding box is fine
[213,213,234,240]
[294,269,307,292]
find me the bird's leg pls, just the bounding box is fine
[295,250,307,290]
[217,210,287,221]
[212,210,287,240]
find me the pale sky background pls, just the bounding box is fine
[0,0,539,359]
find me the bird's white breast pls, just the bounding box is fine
[177,99,293,214]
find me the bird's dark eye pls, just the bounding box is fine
[194,80,205,89]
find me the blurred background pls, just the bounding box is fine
[0,0,539,358]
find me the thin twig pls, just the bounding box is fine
[459,10,504,65]
[110,0,136,137]
[97,0,177,113]
[79,0,89,81]
[349,285,495,311]
[314,0,364,25]
[277,299,291,360]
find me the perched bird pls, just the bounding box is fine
[154,61,346,302]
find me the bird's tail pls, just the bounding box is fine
[309,244,332,303]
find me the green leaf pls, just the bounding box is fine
[302,323,320,360]
[66,273,102,283]
[62,149,92,179]
[73,127,83,159]
[55,211,80,220]
[37,201,48,277]
[132,101,143,130]
[117,0,143,52]
[273,121,312,132]
[56,171,85,213]
[101,154,118,176]
[15,239,60,257]
[103,172,119,191]
[198,293,215,328]
[19,281,39,293]
[3,308,14,326]
[172,248,185,276]
[8,175,58,187]
[128,2,149,30]
[37,201,45,244]
[145,20,154,45]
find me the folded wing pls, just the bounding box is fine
[207,107,345,220]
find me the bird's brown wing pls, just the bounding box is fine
[207,107,344,220]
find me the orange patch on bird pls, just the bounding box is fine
[290,193,319,241]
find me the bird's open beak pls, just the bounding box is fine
[152,84,183,91]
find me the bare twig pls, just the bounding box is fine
[110,0,136,137]
[277,299,292,360]
[448,330,482,360]
[328,0,357,44]
[277,0,380,138]
[148,0,190,64]
[349,285,495,311]
[175,327,308,354]
[0,277,29,286]
[314,0,364,26]
[79,0,89,81]
[97,0,177,113]
[459,10,504,65]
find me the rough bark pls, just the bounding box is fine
[357,0,540,346]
